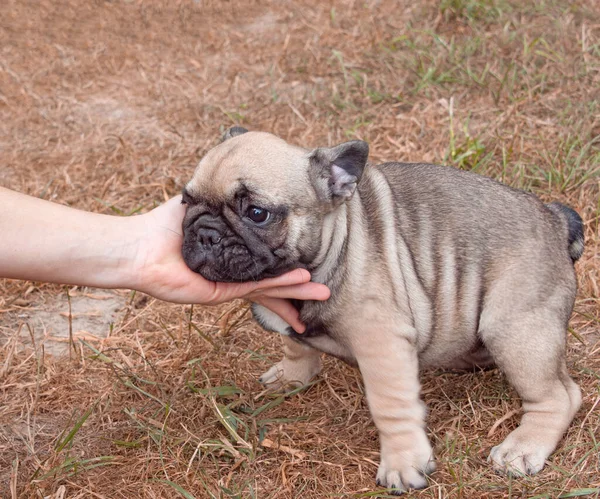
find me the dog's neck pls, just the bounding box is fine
[308,167,377,287]
[293,171,375,328]
[306,202,349,285]
[308,190,372,286]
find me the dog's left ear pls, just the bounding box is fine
[310,140,369,204]
[221,126,249,142]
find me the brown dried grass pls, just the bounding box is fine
[1,0,599,497]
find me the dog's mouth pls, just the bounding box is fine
[186,257,299,283]
[181,235,298,283]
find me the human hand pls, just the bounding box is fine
[128,196,330,332]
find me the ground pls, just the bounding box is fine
[1,0,599,498]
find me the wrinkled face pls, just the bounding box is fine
[182,131,321,282]
[181,129,369,283]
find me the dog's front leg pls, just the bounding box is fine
[355,331,434,495]
[259,335,322,390]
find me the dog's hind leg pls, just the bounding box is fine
[481,313,581,475]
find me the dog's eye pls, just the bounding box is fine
[246,205,271,225]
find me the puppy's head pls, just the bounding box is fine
[181,127,369,282]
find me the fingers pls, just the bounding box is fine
[155,195,187,226]
[165,194,183,205]
[254,296,306,333]
[246,268,312,290]
[209,268,314,303]
[253,282,331,301]
[152,195,185,216]
[248,281,330,334]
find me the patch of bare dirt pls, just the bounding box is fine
[3,289,127,357]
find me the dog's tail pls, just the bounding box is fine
[546,201,585,262]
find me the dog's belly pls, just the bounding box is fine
[253,299,494,372]
[289,319,493,372]
[252,303,494,371]
[290,329,357,367]
[251,304,357,366]
[453,344,495,370]
[419,338,495,371]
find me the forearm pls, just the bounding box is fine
[0,187,138,289]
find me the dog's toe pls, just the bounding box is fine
[258,364,284,389]
[375,459,432,495]
[376,468,405,495]
[258,360,316,391]
[488,441,546,476]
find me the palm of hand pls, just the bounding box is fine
[130,196,330,331]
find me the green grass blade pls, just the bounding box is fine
[558,489,600,498]
[55,403,96,452]
[157,479,197,499]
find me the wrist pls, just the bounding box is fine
[63,212,147,291]
[106,214,148,292]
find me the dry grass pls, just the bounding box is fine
[1,0,599,497]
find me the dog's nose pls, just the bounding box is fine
[198,227,222,247]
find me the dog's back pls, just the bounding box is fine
[356,162,582,367]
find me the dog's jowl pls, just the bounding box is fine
[181,128,584,494]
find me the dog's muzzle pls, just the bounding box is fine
[181,213,291,282]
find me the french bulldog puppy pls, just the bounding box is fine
[181,127,584,494]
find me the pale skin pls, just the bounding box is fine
[0,187,330,332]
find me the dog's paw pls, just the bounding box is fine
[258,358,320,391]
[488,438,547,476]
[375,442,435,495]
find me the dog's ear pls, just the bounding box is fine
[310,140,369,204]
[221,126,249,142]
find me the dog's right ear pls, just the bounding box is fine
[221,126,249,142]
